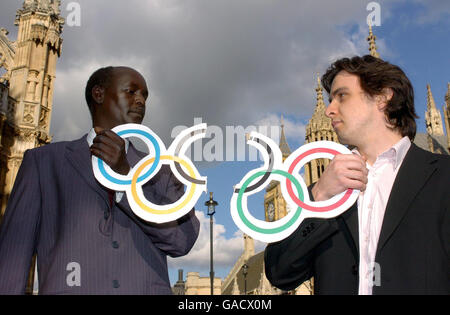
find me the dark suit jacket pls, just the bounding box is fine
[0,135,200,294]
[265,144,450,295]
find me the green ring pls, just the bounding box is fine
[237,169,304,234]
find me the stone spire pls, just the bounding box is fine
[425,84,444,136]
[443,83,450,151]
[279,115,291,159]
[367,24,380,58]
[304,75,338,186]
[305,74,336,144]
[446,82,450,106]
[314,74,326,113]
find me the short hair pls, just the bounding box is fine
[85,66,115,114]
[321,55,418,140]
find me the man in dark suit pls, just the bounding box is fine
[265,55,450,295]
[0,66,200,294]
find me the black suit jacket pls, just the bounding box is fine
[264,144,450,295]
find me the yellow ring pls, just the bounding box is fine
[131,155,196,215]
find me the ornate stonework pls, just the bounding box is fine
[0,0,64,217]
[264,118,291,222]
[184,272,222,295]
[415,84,449,155]
[444,83,450,151]
[304,75,339,186]
[367,24,380,58]
[425,84,444,136]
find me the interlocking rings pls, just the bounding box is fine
[92,123,207,224]
[230,132,359,243]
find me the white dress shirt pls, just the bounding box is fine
[86,128,130,203]
[354,136,411,295]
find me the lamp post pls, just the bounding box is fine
[242,263,249,295]
[205,192,218,295]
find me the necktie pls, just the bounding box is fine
[108,189,114,208]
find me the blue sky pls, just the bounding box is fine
[1,0,449,288]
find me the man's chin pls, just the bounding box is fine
[126,115,144,125]
[336,134,350,146]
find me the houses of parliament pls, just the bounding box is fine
[0,1,449,295]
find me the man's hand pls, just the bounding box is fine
[90,127,130,175]
[311,153,368,201]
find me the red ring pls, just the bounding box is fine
[286,148,353,212]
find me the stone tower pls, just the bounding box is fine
[0,0,64,217]
[264,117,291,222]
[243,234,255,260]
[425,84,444,136]
[304,75,338,186]
[444,83,450,151]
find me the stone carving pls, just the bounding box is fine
[23,104,35,124]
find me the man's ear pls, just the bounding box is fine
[92,85,105,105]
[376,87,394,111]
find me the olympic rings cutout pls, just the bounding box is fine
[230,132,359,243]
[92,123,207,224]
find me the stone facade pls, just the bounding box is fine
[184,272,222,295]
[0,0,64,217]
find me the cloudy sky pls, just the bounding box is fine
[1,0,449,286]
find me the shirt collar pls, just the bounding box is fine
[86,128,130,153]
[352,136,411,170]
[390,136,411,170]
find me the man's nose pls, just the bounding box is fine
[325,99,337,118]
[135,92,146,106]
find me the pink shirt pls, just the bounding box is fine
[353,137,411,295]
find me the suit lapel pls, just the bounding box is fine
[376,144,438,255]
[65,135,110,205]
[340,203,359,258]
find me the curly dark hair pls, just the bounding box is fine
[321,55,418,140]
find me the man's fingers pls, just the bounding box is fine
[342,178,367,191]
[93,134,121,152]
[335,153,367,166]
[94,128,124,146]
[333,154,367,172]
[94,126,104,135]
[341,169,368,184]
[90,146,113,163]
[339,160,368,174]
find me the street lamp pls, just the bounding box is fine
[242,263,249,295]
[205,192,218,295]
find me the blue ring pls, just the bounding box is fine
[97,129,161,185]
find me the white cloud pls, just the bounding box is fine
[168,210,266,272]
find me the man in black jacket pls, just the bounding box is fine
[264,55,450,295]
